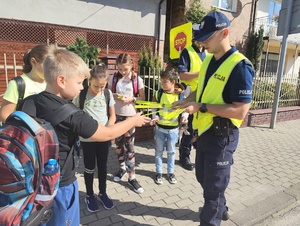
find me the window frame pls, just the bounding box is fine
[259,52,279,76]
[213,0,237,12]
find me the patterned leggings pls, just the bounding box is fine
[115,115,136,176]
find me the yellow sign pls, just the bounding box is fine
[169,22,192,59]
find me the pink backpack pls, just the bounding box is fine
[112,72,139,97]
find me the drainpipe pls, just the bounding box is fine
[157,0,165,55]
[249,0,259,35]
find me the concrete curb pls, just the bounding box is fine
[224,182,300,226]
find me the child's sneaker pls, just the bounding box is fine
[128,178,144,194]
[97,193,114,210]
[168,173,177,184]
[113,169,126,182]
[85,195,99,213]
[154,173,163,185]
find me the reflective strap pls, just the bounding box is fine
[35,189,57,202]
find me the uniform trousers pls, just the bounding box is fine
[195,126,239,226]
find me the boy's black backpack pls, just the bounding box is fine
[0,97,80,226]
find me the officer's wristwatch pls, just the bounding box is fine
[200,103,207,113]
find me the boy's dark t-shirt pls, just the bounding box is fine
[21,91,98,187]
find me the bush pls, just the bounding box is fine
[252,80,297,109]
[138,45,161,76]
[66,37,100,68]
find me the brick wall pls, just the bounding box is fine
[136,106,300,141]
[135,124,155,141]
[244,106,300,127]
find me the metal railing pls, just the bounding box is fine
[138,67,161,102]
[1,63,299,110]
[251,73,300,109]
[138,68,300,110]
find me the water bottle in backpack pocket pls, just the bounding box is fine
[34,159,60,206]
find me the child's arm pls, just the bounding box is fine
[0,100,17,123]
[137,87,145,101]
[107,105,116,126]
[89,112,150,141]
[107,84,122,101]
[125,87,146,103]
[150,94,159,125]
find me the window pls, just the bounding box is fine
[260,52,279,76]
[268,0,281,25]
[213,0,237,12]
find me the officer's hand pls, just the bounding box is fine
[171,100,186,109]
[185,102,201,114]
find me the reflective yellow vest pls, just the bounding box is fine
[155,91,181,127]
[192,51,248,136]
[180,46,202,92]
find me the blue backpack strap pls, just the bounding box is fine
[12,76,25,110]
[7,111,43,135]
[179,92,184,101]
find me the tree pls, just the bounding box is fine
[138,45,161,75]
[184,0,207,24]
[245,27,264,73]
[66,37,100,68]
[165,0,207,68]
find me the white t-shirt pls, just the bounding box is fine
[108,73,144,116]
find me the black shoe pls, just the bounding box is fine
[128,178,144,194]
[222,207,230,221]
[113,169,126,182]
[179,157,194,171]
[198,206,230,221]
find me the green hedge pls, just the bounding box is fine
[251,81,298,109]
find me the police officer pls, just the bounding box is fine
[173,11,254,226]
[178,27,206,171]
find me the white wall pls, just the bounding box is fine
[0,0,166,40]
[285,48,300,75]
[256,0,270,18]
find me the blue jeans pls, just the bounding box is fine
[42,181,80,226]
[155,125,179,174]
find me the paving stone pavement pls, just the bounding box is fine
[77,119,300,226]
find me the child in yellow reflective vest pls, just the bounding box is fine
[150,68,188,185]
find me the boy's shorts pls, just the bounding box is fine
[42,180,80,226]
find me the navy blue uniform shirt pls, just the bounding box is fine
[178,43,206,73]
